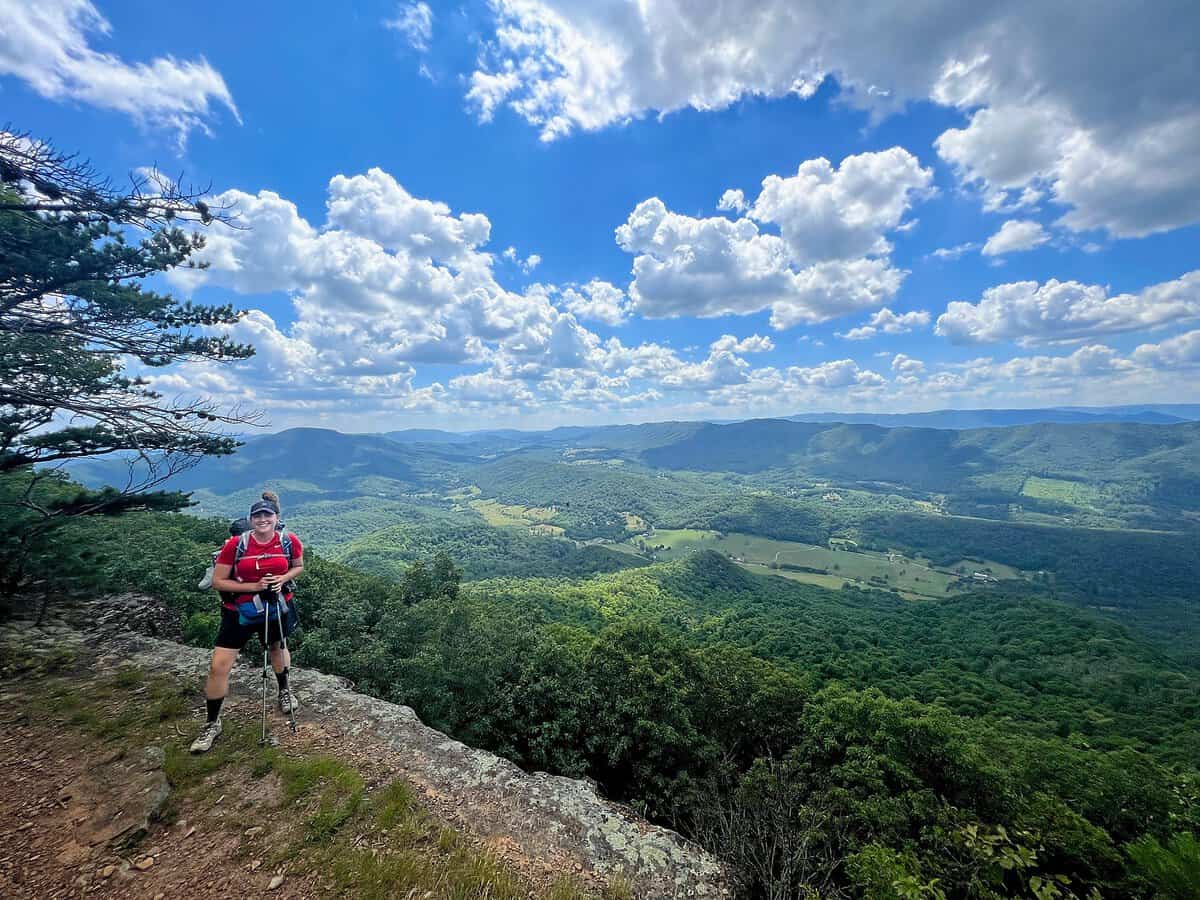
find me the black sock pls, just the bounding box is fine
[275,668,289,691]
[206,696,223,723]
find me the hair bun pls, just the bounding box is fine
[262,490,279,503]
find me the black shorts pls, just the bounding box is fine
[214,601,298,651]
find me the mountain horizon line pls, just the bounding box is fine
[244,403,1200,440]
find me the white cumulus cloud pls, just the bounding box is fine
[325,168,490,261]
[981,219,1050,256]
[1132,329,1200,370]
[618,149,927,329]
[891,353,926,384]
[936,271,1200,345]
[467,0,1200,238]
[839,307,931,340]
[710,334,775,354]
[503,246,542,273]
[749,148,932,264]
[717,189,747,213]
[559,280,629,326]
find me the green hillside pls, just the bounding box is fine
[858,513,1200,650]
[463,551,1200,764]
[332,519,646,581]
[643,419,991,487]
[642,418,1200,503]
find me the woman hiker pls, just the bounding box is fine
[190,491,304,753]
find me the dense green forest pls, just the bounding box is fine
[9,486,1198,900]
[468,555,1200,764]
[331,519,646,581]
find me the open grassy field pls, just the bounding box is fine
[740,564,850,591]
[469,498,559,528]
[942,557,1024,579]
[640,529,968,598]
[1020,475,1105,507]
[446,485,483,501]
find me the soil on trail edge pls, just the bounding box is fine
[0,599,732,899]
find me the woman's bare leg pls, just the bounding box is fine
[205,647,238,700]
[191,647,238,752]
[269,644,290,674]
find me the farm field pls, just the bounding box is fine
[638,529,969,598]
[942,557,1024,580]
[740,563,850,592]
[469,498,559,529]
[1020,475,1106,507]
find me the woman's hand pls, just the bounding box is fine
[260,574,283,591]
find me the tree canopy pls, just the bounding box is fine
[0,131,255,594]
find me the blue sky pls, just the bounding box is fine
[4,0,1200,430]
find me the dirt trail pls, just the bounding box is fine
[0,711,315,899]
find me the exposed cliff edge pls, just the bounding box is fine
[0,597,731,899]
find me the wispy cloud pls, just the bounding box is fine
[0,0,238,143]
[385,2,433,52]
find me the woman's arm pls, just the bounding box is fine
[212,562,265,594]
[262,558,303,590]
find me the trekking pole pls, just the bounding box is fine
[276,597,298,733]
[260,602,270,745]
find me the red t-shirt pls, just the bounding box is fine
[215,531,303,610]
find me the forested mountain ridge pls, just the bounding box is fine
[382,406,1200,443]
[640,418,1200,486]
[785,405,1199,428]
[387,420,708,451]
[66,418,1200,515]
[67,426,473,495]
[60,417,1200,664]
[331,519,647,581]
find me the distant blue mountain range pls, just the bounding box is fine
[381,405,1200,443]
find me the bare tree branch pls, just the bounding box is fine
[0,127,239,228]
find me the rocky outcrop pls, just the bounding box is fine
[57,746,171,856]
[2,600,732,899]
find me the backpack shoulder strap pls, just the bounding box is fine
[234,531,252,564]
[237,531,292,560]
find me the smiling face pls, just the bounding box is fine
[250,509,277,537]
